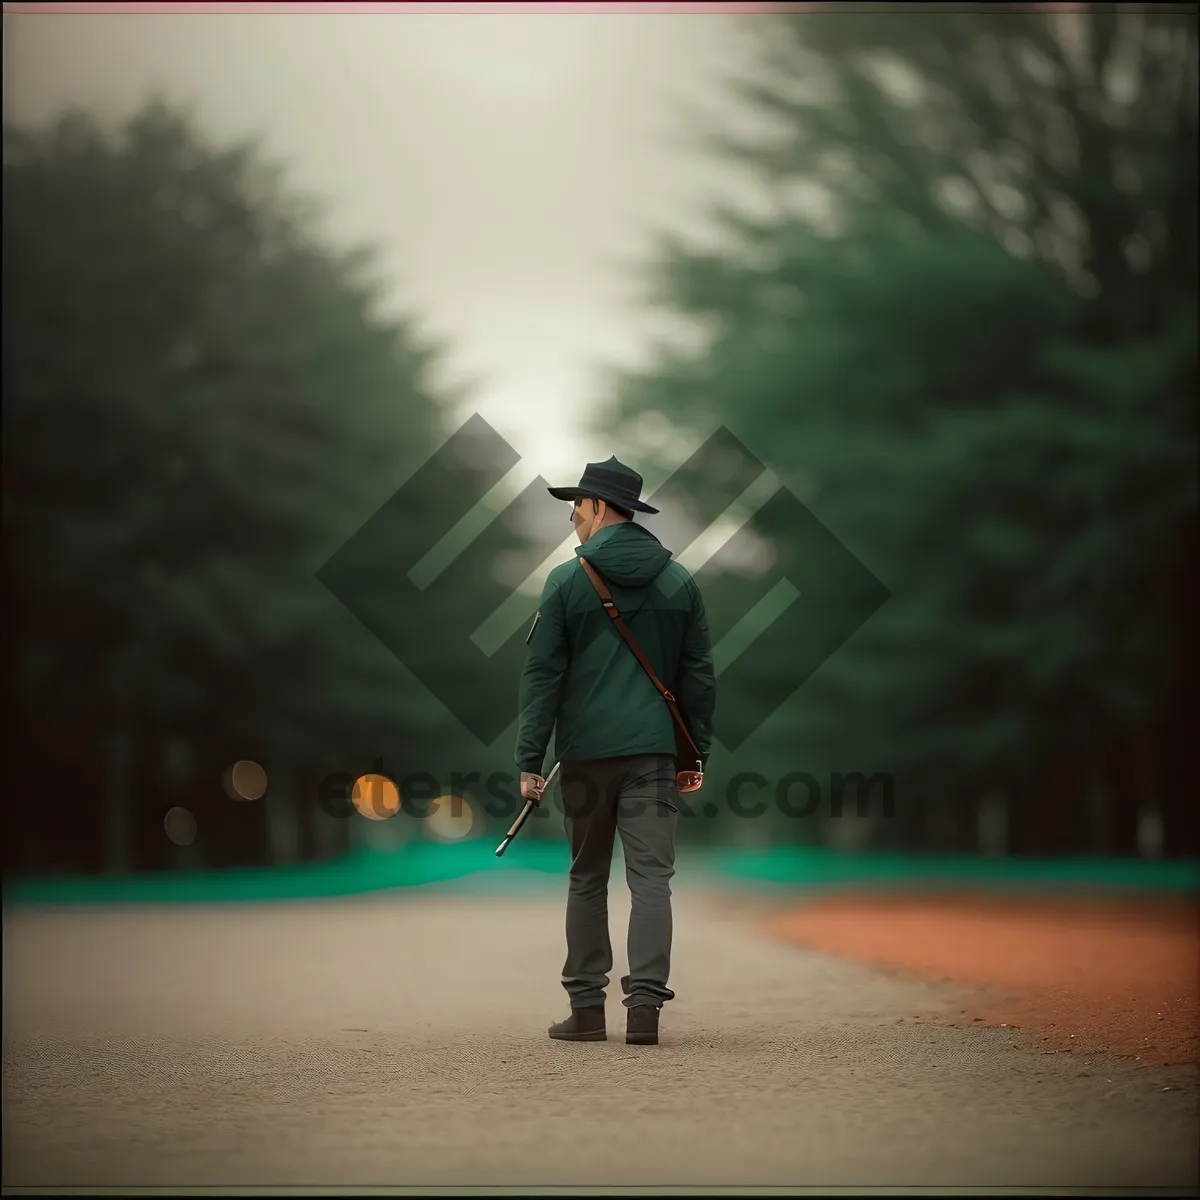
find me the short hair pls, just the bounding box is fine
[578,494,633,520]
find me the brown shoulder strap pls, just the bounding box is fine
[578,557,703,767]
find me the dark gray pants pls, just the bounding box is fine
[559,754,679,1010]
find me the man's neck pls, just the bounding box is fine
[582,521,629,548]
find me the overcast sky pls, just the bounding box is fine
[4,11,772,484]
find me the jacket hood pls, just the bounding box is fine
[576,521,672,588]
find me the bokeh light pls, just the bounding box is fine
[224,759,268,801]
[426,795,474,841]
[163,806,198,846]
[353,773,401,820]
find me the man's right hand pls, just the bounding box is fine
[677,771,703,794]
[520,772,546,802]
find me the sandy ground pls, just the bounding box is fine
[3,883,1198,1191]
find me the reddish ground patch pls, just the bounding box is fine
[766,891,1200,1066]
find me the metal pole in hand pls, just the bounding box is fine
[495,761,560,857]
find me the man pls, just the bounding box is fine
[516,455,715,1047]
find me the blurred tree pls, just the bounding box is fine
[607,4,1197,856]
[3,101,470,873]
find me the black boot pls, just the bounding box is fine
[626,1004,660,1045]
[548,1006,607,1042]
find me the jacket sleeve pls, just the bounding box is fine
[515,572,570,775]
[678,577,716,769]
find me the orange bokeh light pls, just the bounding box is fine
[352,773,401,820]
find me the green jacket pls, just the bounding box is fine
[515,521,715,775]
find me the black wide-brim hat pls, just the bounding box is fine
[547,455,659,514]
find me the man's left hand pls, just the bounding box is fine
[677,771,703,793]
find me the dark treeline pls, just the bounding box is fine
[605,4,1197,858]
[3,104,526,875]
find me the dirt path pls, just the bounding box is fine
[4,885,1197,1190]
